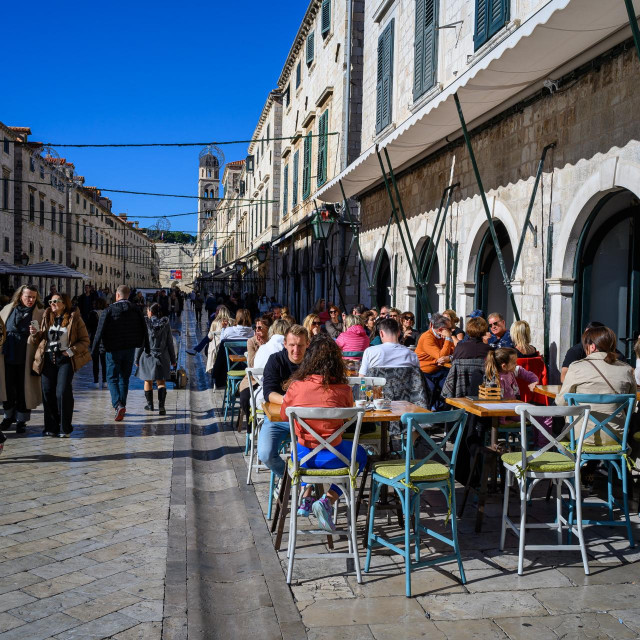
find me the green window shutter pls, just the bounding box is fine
[283,165,289,216]
[474,0,508,50]
[421,0,438,96]
[302,132,312,200]
[296,62,301,88]
[306,31,315,65]
[265,188,269,228]
[376,20,394,133]
[413,0,426,100]
[321,0,331,36]
[292,151,299,207]
[316,110,328,187]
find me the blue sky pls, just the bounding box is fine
[1,0,307,235]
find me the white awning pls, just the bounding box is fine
[317,0,639,202]
[15,261,89,280]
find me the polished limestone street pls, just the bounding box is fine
[0,309,638,640]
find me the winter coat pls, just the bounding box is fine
[335,324,369,355]
[32,308,91,374]
[0,304,44,408]
[135,316,176,381]
[91,300,150,354]
[325,320,343,339]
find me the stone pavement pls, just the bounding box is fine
[1,306,639,640]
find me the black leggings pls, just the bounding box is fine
[92,351,106,383]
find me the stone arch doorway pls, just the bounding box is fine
[574,189,639,360]
[475,220,515,325]
[415,236,440,327]
[375,250,391,309]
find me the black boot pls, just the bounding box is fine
[15,422,26,434]
[144,390,154,411]
[158,387,167,416]
[0,418,14,430]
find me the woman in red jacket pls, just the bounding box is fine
[335,315,370,356]
[281,335,367,531]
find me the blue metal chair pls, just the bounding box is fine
[565,393,637,548]
[365,410,468,597]
[222,341,248,423]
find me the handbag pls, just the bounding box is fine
[169,367,188,389]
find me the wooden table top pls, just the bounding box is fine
[262,401,430,423]
[229,354,247,363]
[535,385,640,401]
[444,397,524,418]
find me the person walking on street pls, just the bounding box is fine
[169,292,179,322]
[135,303,176,416]
[32,294,91,437]
[0,285,45,434]
[194,293,203,325]
[92,285,150,421]
[86,298,108,388]
[77,284,96,323]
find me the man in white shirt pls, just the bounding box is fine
[359,318,419,375]
[252,318,292,404]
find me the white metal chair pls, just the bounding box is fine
[245,367,265,485]
[499,404,591,575]
[284,406,366,584]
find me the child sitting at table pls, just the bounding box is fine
[281,334,368,532]
[485,348,544,440]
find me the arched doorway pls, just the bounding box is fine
[475,221,515,325]
[415,237,440,327]
[375,250,391,309]
[574,190,639,360]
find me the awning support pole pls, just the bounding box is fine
[454,92,520,321]
[375,146,430,321]
[314,200,348,311]
[338,180,374,291]
[623,0,640,62]
[510,142,555,281]
[424,184,456,293]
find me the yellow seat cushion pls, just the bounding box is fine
[634,432,640,442]
[343,425,382,441]
[373,460,449,483]
[559,440,623,454]
[498,421,520,430]
[501,451,574,473]
[287,458,349,477]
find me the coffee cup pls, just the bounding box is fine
[355,399,367,408]
[373,398,390,410]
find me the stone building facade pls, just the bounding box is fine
[316,0,640,376]
[0,121,158,297]
[156,242,195,289]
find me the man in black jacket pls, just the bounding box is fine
[92,285,149,421]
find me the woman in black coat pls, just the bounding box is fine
[135,304,176,415]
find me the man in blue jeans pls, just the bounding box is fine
[92,285,149,421]
[257,325,309,476]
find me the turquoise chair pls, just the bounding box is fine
[222,341,248,422]
[564,393,636,548]
[365,410,468,597]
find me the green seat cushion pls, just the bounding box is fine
[559,440,623,454]
[502,451,574,473]
[634,432,640,442]
[287,458,349,476]
[343,425,382,441]
[373,460,449,483]
[227,370,246,377]
[498,421,520,431]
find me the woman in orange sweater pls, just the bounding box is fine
[281,335,367,531]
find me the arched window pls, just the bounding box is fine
[204,190,208,199]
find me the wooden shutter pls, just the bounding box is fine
[306,31,315,65]
[422,0,437,93]
[321,0,331,36]
[316,111,328,187]
[302,132,312,200]
[379,20,394,132]
[292,151,299,207]
[265,188,269,228]
[283,165,289,215]
[475,0,507,49]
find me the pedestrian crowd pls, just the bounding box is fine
[190,292,638,532]
[0,283,187,454]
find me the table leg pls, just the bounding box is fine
[274,474,291,551]
[459,447,481,518]
[475,448,491,533]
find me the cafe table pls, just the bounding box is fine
[445,397,529,532]
[228,354,247,363]
[262,400,430,550]
[535,385,640,402]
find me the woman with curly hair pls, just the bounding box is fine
[280,334,367,531]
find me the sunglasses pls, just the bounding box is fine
[50,299,62,304]
[311,321,322,326]
[489,321,501,327]
[329,310,339,314]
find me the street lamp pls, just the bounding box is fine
[311,204,337,241]
[256,244,269,264]
[235,261,245,274]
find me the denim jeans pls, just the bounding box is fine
[257,417,290,476]
[192,335,209,354]
[105,349,136,408]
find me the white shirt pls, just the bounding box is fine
[253,334,286,405]
[635,361,640,386]
[359,342,420,376]
[220,325,254,342]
